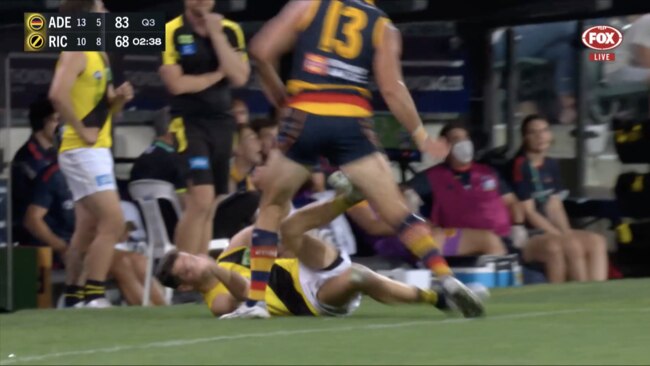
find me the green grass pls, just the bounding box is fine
[1,279,649,365]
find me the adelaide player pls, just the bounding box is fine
[224,0,485,318]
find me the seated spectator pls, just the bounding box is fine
[405,122,518,256]
[23,164,166,307]
[11,98,59,243]
[341,123,540,268]
[130,107,187,240]
[23,163,74,266]
[605,14,650,85]
[229,123,262,192]
[345,203,506,267]
[509,115,608,282]
[231,98,250,126]
[130,107,187,196]
[493,22,578,124]
[64,218,167,308]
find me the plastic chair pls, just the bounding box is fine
[128,179,182,306]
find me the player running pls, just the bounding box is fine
[49,0,133,308]
[156,189,487,318]
[224,0,485,318]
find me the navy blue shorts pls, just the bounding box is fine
[278,108,379,167]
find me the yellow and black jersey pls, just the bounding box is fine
[162,15,247,118]
[202,247,318,317]
[287,0,390,118]
[59,51,113,152]
[229,165,256,192]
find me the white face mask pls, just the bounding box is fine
[451,140,474,164]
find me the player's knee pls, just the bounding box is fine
[111,253,132,280]
[349,264,372,287]
[563,237,585,259]
[97,214,126,240]
[279,216,302,240]
[545,239,564,261]
[129,254,147,277]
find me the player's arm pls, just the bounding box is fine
[106,82,134,114]
[48,52,97,145]
[159,65,225,96]
[209,264,249,302]
[23,205,68,254]
[373,22,449,159]
[249,0,312,107]
[159,22,225,95]
[210,293,238,316]
[204,16,250,87]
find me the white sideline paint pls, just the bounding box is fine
[1,308,648,365]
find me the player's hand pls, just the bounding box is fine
[203,13,224,36]
[418,136,450,160]
[114,81,134,104]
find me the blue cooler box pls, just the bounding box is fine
[447,254,523,288]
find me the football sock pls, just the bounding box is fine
[247,228,279,307]
[418,288,449,310]
[84,280,106,302]
[398,213,453,277]
[63,285,84,307]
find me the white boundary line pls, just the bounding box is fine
[1,308,648,365]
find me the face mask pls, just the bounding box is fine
[451,140,474,164]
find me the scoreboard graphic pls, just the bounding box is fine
[24,13,165,53]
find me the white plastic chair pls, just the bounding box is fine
[128,179,182,306]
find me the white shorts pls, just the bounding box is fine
[59,148,116,201]
[298,251,362,316]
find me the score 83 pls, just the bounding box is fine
[115,16,129,29]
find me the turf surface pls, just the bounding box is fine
[1,279,649,365]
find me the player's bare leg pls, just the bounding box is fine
[175,184,215,255]
[198,194,229,255]
[279,194,360,268]
[317,264,450,310]
[221,150,311,319]
[62,203,95,308]
[295,232,486,318]
[77,190,125,308]
[337,160,485,318]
